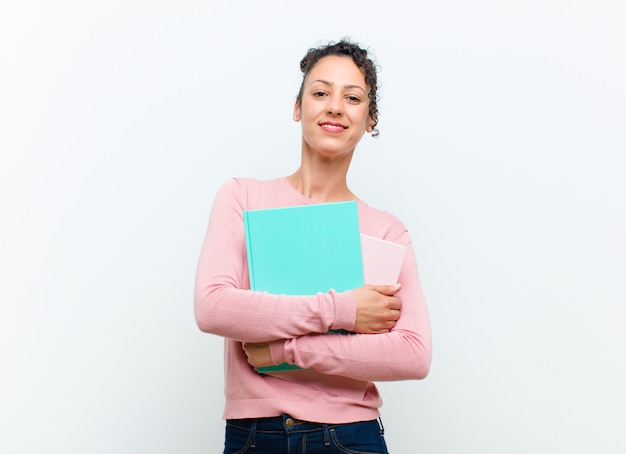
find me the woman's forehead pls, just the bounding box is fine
[305,56,368,88]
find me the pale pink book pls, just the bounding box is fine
[360,234,406,285]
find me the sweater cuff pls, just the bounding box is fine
[329,289,356,331]
[269,340,286,365]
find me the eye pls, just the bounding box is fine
[346,95,361,103]
[312,91,327,98]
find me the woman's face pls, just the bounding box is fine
[294,55,374,159]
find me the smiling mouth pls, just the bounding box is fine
[319,122,347,130]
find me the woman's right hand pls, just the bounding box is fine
[352,283,402,334]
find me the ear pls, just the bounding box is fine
[366,117,376,133]
[293,100,301,122]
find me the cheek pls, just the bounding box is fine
[354,107,371,126]
[300,101,322,119]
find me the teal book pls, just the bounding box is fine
[243,201,364,373]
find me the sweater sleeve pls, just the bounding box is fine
[269,236,432,381]
[193,179,356,342]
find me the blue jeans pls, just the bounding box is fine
[224,414,389,453]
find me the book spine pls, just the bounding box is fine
[243,211,256,290]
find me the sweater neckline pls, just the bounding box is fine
[278,177,367,208]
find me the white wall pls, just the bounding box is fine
[1,1,624,452]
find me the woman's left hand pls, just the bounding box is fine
[242,342,273,369]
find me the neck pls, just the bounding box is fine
[287,170,358,203]
[287,156,358,203]
[287,137,360,202]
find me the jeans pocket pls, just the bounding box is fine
[329,420,388,454]
[223,423,253,454]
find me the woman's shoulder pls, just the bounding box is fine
[358,201,410,245]
[217,176,286,194]
[219,176,282,188]
[216,176,296,210]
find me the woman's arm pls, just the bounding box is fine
[265,239,432,381]
[194,179,357,342]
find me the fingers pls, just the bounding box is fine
[353,299,401,333]
[369,319,397,334]
[242,342,272,368]
[387,296,402,312]
[370,282,402,296]
[241,342,253,365]
[379,307,401,331]
[352,284,404,334]
[388,305,401,321]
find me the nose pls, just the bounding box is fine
[326,94,342,116]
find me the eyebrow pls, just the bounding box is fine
[311,79,367,94]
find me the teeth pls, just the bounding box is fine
[322,124,343,129]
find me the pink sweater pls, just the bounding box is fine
[194,177,432,423]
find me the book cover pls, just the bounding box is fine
[243,201,364,373]
[360,234,406,285]
[244,203,407,373]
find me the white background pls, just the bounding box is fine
[1,1,625,453]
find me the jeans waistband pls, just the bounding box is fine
[227,414,331,433]
[226,414,381,434]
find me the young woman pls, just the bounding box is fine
[194,39,432,454]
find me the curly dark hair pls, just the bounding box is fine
[296,39,380,137]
